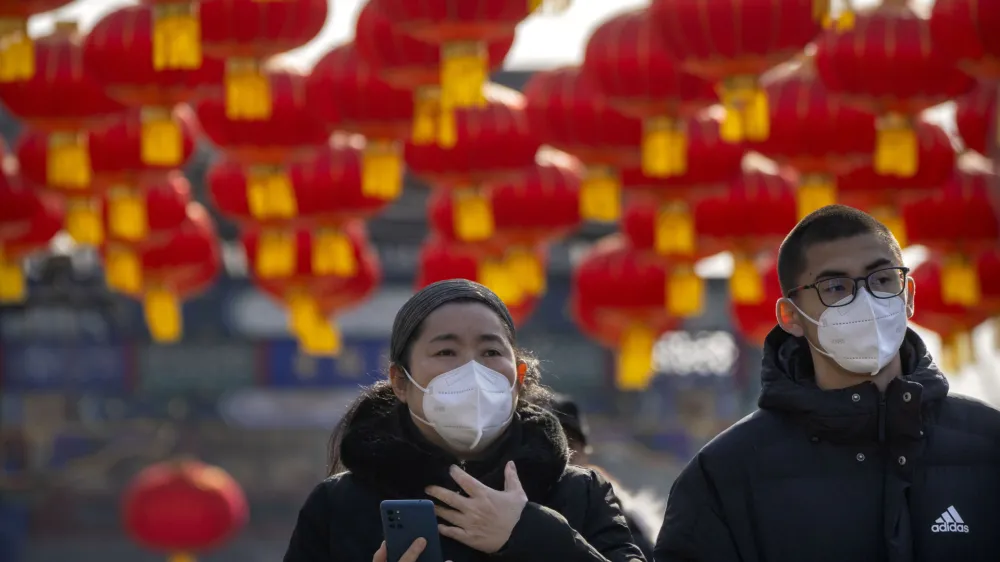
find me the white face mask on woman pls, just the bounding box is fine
[404,360,515,452]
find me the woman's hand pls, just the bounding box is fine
[372,539,453,562]
[425,461,528,554]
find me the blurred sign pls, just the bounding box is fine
[0,304,121,343]
[135,341,257,395]
[262,338,388,388]
[0,341,129,393]
[219,388,362,429]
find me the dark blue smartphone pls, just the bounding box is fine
[380,499,444,562]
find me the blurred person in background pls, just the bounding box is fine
[655,206,1000,561]
[284,279,646,562]
[546,394,662,561]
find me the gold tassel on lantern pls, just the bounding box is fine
[47,132,92,189]
[411,87,439,145]
[797,174,837,220]
[453,188,494,242]
[152,2,202,71]
[287,291,341,357]
[666,265,704,318]
[506,247,546,296]
[299,321,342,357]
[256,229,296,279]
[478,259,524,306]
[288,292,322,339]
[439,41,487,111]
[579,166,621,222]
[362,140,403,201]
[0,19,34,82]
[247,166,297,220]
[941,253,981,307]
[655,201,695,256]
[107,187,149,241]
[616,324,656,391]
[874,113,918,178]
[0,248,25,303]
[105,245,143,295]
[65,197,104,246]
[140,107,183,166]
[870,206,908,247]
[144,286,182,343]
[940,332,975,374]
[718,76,770,143]
[642,117,687,178]
[730,253,765,304]
[311,229,357,276]
[225,58,271,121]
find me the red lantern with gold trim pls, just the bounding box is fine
[123,459,248,562]
[0,1,74,82]
[582,8,716,179]
[0,190,62,303]
[731,256,784,347]
[815,1,976,179]
[523,67,642,223]
[955,82,998,157]
[930,0,1000,80]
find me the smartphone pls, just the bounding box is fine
[380,499,444,562]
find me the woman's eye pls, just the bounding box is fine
[483,349,501,357]
[434,349,456,356]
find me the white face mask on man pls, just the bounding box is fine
[403,360,515,452]
[782,288,909,376]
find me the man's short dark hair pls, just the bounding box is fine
[776,205,903,295]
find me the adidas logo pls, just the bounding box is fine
[930,506,969,533]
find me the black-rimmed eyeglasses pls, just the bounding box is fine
[786,267,910,308]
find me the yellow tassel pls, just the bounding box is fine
[436,108,458,149]
[941,254,981,307]
[108,188,148,241]
[655,201,696,256]
[105,246,143,295]
[579,167,621,222]
[247,166,297,220]
[453,189,494,242]
[167,553,197,562]
[730,253,765,304]
[478,259,524,306]
[411,88,439,145]
[439,41,487,111]
[362,140,403,201]
[311,229,357,277]
[506,247,546,296]
[719,78,769,143]
[65,198,104,246]
[836,8,855,31]
[0,250,25,303]
[874,114,918,178]
[745,88,770,141]
[152,3,201,71]
[797,175,837,220]
[616,324,656,391]
[140,107,183,166]
[225,58,271,121]
[940,332,974,375]
[287,292,321,337]
[869,206,908,247]
[144,287,182,343]
[642,117,687,178]
[0,20,34,82]
[667,265,704,318]
[813,0,830,22]
[256,229,296,279]
[47,132,92,189]
[299,321,342,357]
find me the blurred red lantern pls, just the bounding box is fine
[523,67,643,223]
[929,0,1000,80]
[122,459,248,559]
[649,0,824,143]
[0,190,62,303]
[197,0,327,120]
[815,2,976,178]
[582,8,716,179]
[977,247,1000,313]
[0,1,74,81]
[571,234,682,390]
[731,256,784,347]
[954,81,998,156]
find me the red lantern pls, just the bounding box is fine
[955,81,998,157]
[0,1,74,81]
[731,256,784,347]
[571,234,682,390]
[122,459,248,561]
[523,67,643,223]
[976,247,1000,313]
[581,8,716,178]
[815,2,976,178]
[649,0,824,143]
[930,0,1000,80]
[0,190,62,303]
[405,84,541,243]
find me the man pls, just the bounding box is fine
[654,205,1000,561]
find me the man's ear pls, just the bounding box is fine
[776,298,806,337]
[388,363,408,403]
[905,276,916,319]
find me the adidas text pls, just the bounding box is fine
[931,522,969,533]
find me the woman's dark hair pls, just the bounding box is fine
[326,279,552,474]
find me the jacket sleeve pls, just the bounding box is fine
[493,469,647,562]
[653,455,740,562]
[284,482,334,562]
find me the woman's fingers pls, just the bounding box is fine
[372,541,387,562]
[399,537,427,562]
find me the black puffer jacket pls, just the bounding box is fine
[655,327,1000,562]
[284,388,646,562]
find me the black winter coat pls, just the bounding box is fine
[283,391,646,562]
[655,327,1000,562]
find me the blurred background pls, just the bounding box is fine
[0,0,998,561]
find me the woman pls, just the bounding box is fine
[284,279,646,562]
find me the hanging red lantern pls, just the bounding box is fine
[0,190,62,303]
[405,84,541,243]
[694,165,798,305]
[581,8,717,179]
[815,1,976,179]
[0,140,36,241]
[731,256,784,347]
[0,1,74,82]
[930,0,1000,80]
[649,0,825,144]
[976,247,1000,313]
[955,81,998,157]
[122,459,248,562]
[523,67,643,223]
[307,44,413,201]
[571,234,682,391]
